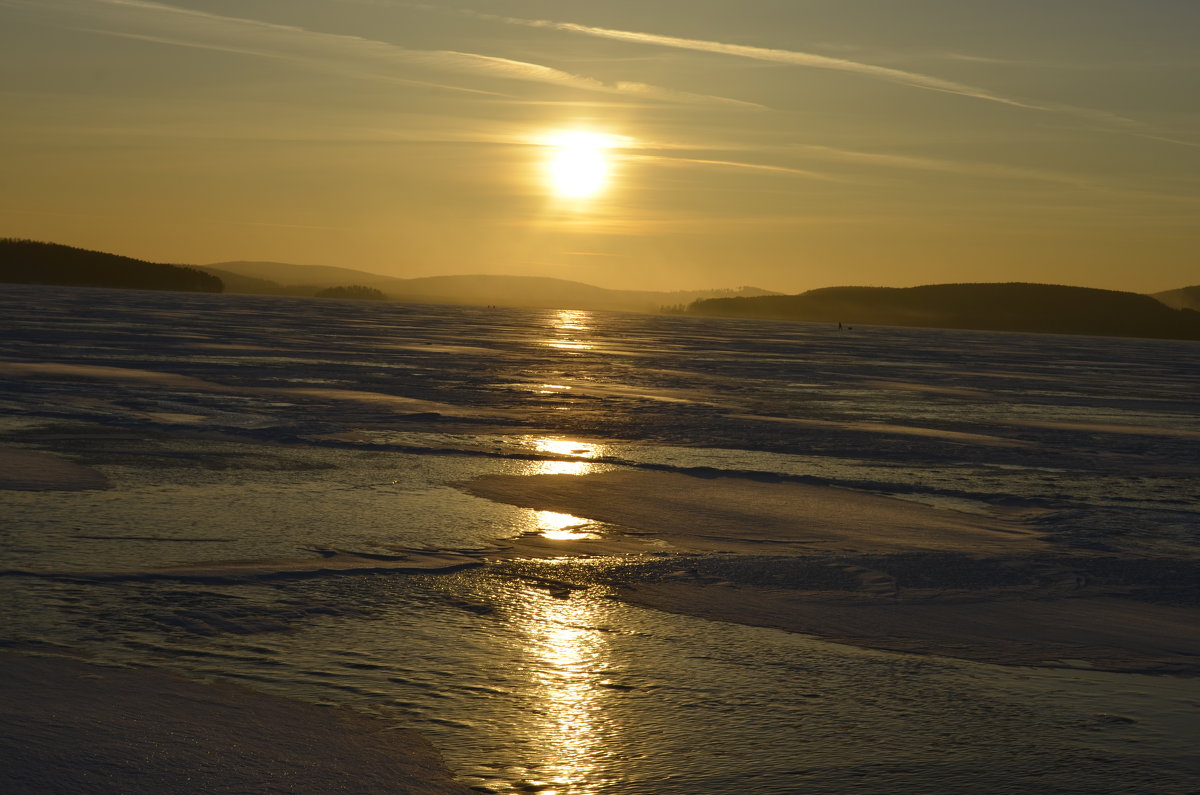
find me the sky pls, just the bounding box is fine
[2,0,1198,293]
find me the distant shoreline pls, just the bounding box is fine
[688,282,1200,341]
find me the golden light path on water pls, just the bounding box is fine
[516,438,608,552]
[527,433,607,477]
[506,422,613,789]
[543,309,595,352]
[535,510,602,540]
[516,585,612,794]
[508,309,618,789]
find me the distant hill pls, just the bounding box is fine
[203,261,777,312]
[199,267,327,297]
[1,239,222,293]
[689,283,1200,340]
[368,274,775,313]
[201,267,291,295]
[1153,285,1200,311]
[205,260,396,288]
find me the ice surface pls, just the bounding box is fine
[1,285,1198,794]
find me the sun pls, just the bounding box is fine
[545,132,615,199]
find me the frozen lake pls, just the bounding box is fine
[1,285,1198,793]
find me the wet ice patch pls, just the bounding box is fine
[0,448,111,491]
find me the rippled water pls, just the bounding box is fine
[1,285,1198,793]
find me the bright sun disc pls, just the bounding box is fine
[546,132,613,198]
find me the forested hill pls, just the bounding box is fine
[0,239,222,293]
[689,283,1200,340]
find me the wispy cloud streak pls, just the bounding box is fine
[628,142,1199,205]
[3,0,756,107]
[467,9,1138,125]
[629,154,847,183]
[532,21,1040,109]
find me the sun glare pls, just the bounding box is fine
[545,132,615,199]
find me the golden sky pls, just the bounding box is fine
[2,0,1198,292]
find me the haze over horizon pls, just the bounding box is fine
[3,0,1198,294]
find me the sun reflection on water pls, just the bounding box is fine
[518,583,611,793]
[524,437,607,477]
[543,310,594,352]
[535,439,602,458]
[534,459,593,476]
[535,510,600,540]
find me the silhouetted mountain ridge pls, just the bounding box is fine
[202,261,777,312]
[7,242,1197,339]
[1,239,221,293]
[689,282,1200,340]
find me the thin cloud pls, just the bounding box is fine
[1132,132,1200,149]
[467,9,1138,125]
[632,143,1199,206]
[82,28,509,97]
[629,154,847,183]
[791,144,1098,187]
[472,11,1040,107]
[4,0,755,108]
[791,143,1199,202]
[629,144,1084,188]
[232,220,347,231]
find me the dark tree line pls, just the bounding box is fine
[314,285,387,300]
[0,239,222,293]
